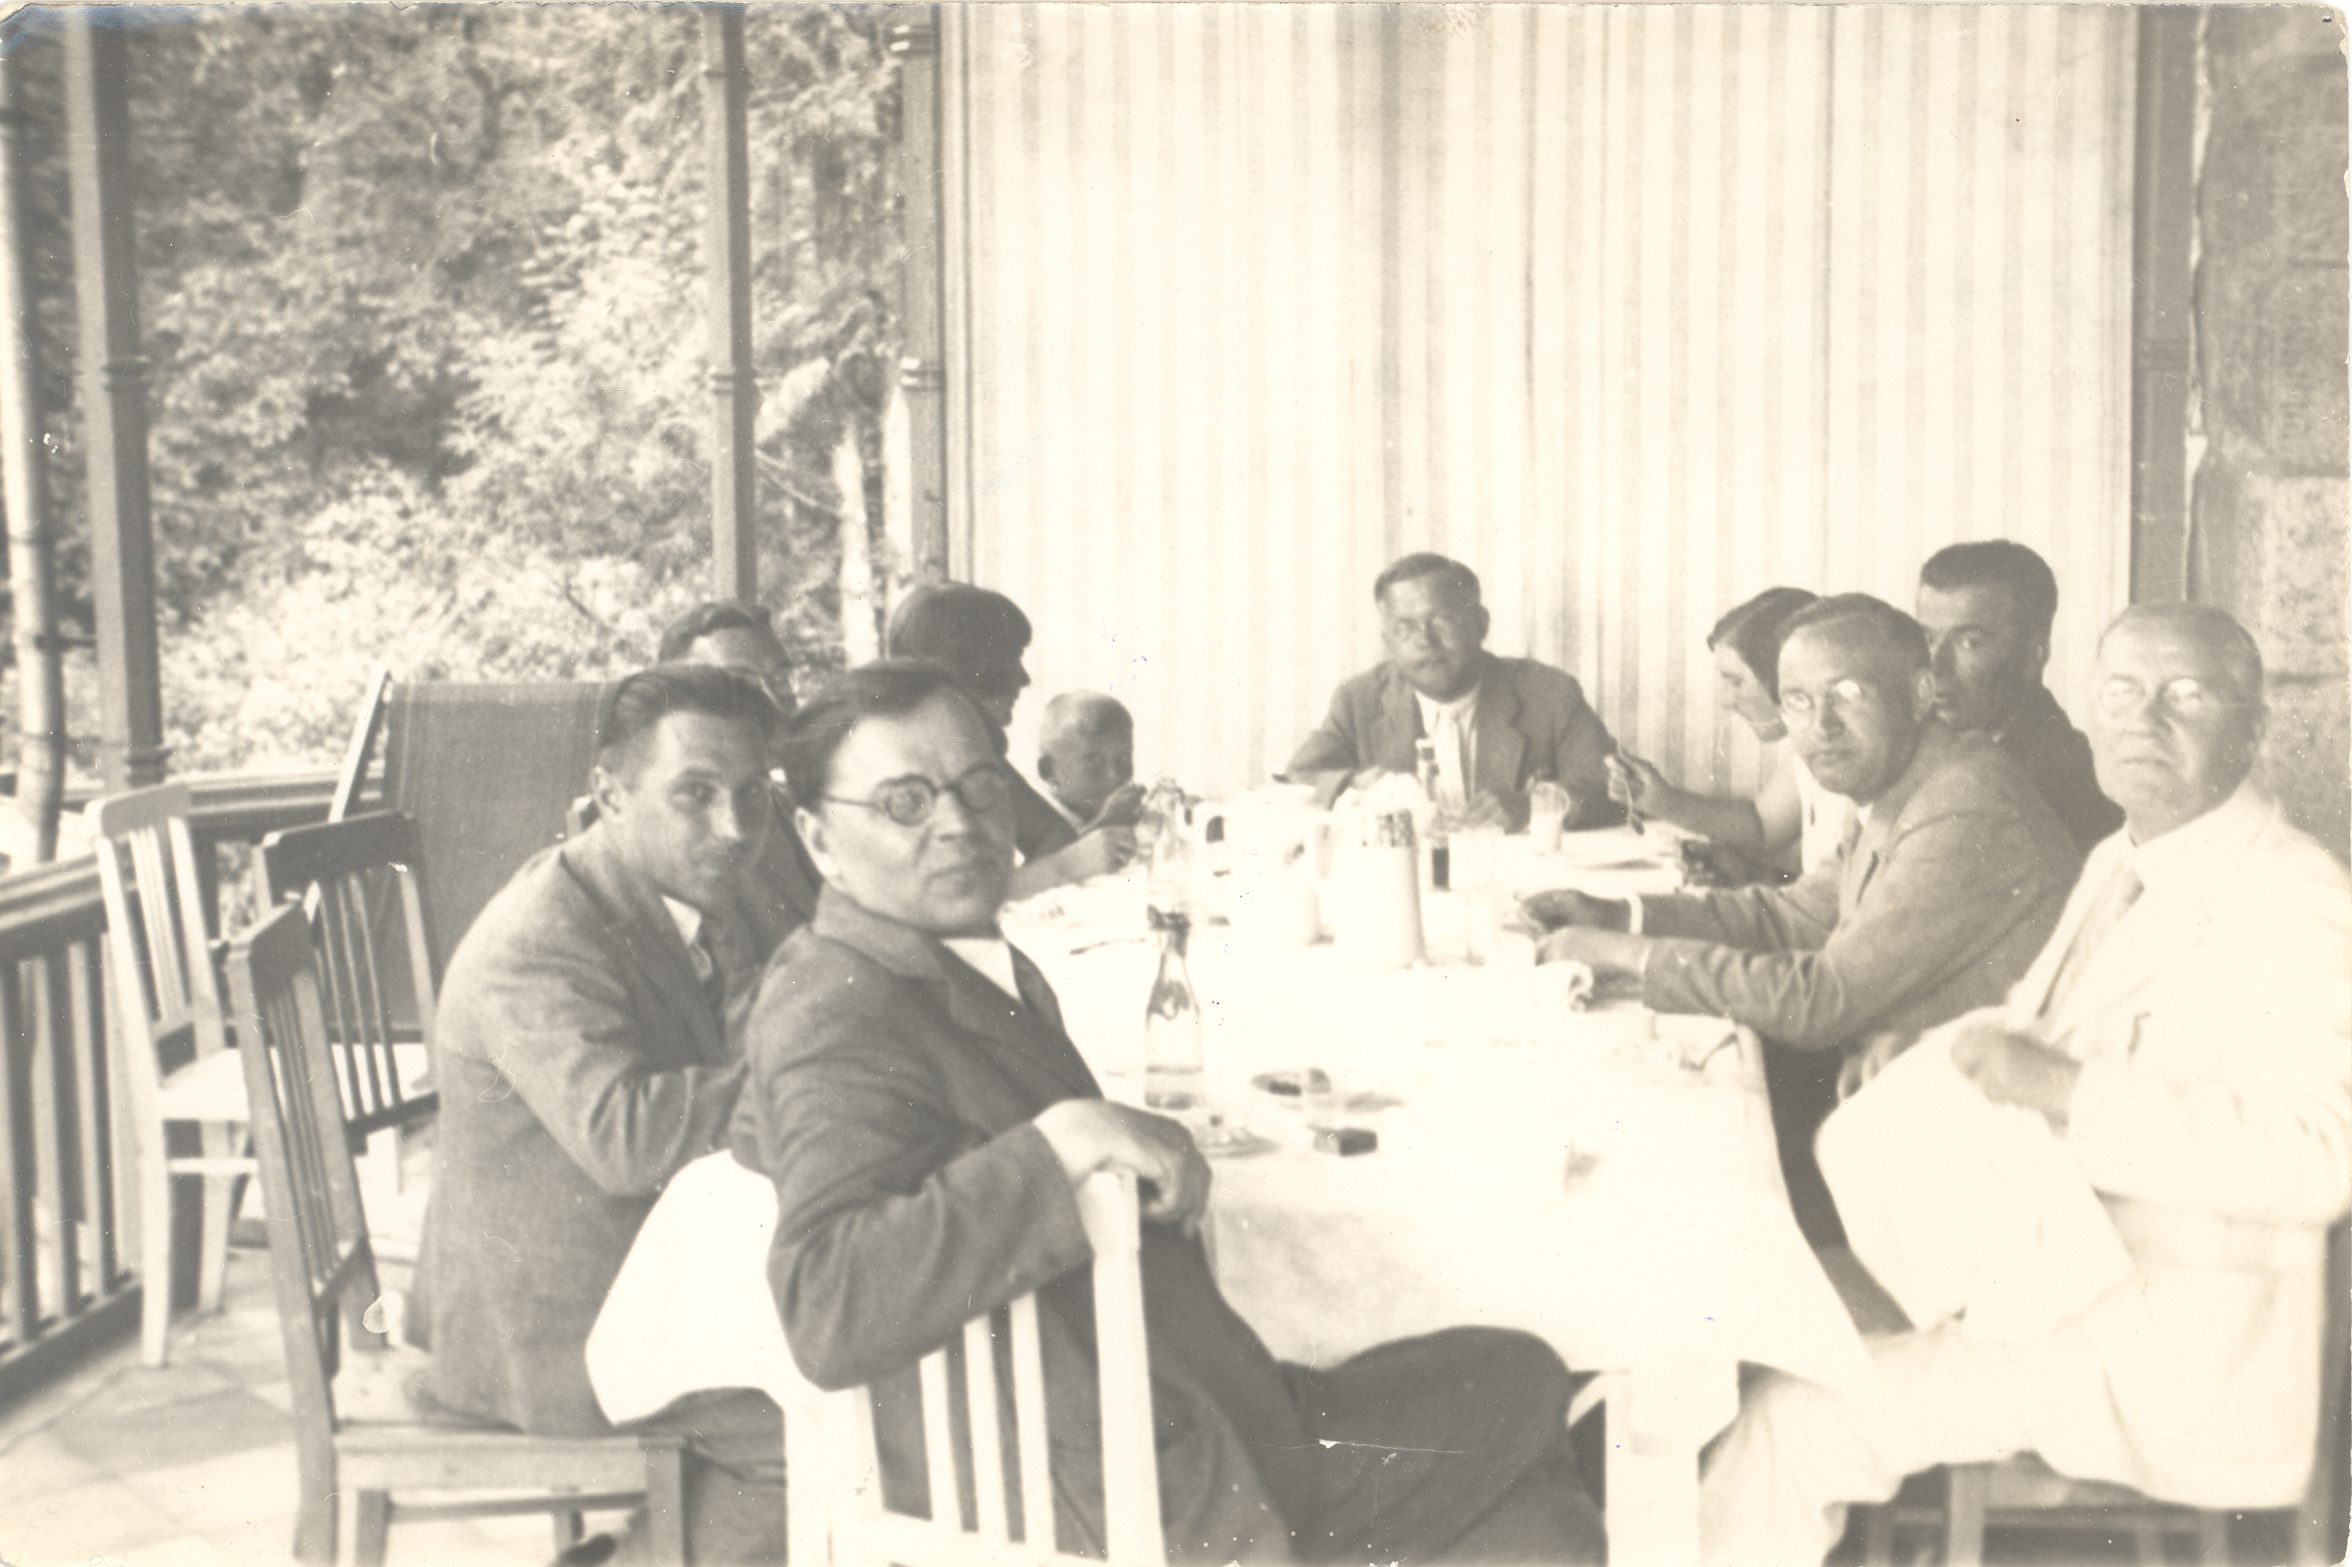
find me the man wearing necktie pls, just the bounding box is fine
[1524,595,2081,1240]
[414,664,803,1565]
[1698,604,2352,1564]
[1285,553,1621,830]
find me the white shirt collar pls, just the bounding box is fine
[1412,686,1481,731]
[660,895,704,951]
[943,937,1022,1001]
[2118,776,2271,898]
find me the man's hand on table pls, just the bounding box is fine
[1947,1017,2082,1122]
[1534,925,1650,985]
[1032,1099,1212,1236]
[1455,791,1512,830]
[1516,888,1629,932]
[1067,825,1139,879]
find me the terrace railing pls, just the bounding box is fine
[0,768,334,1405]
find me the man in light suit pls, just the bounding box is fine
[415,664,799,1564]
[1286,553,1620,830]
[734,660,1607,1564]
[1697,603,2352,1563]
[1527,594,2080,1238]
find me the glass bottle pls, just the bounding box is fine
[1413,737,1450,891]
[1143,907,1206,1112]
[1140,778,1193,914]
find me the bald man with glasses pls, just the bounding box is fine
[1698,603,2352,1564]
[1523,594,2081,1240]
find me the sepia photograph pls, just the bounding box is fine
[0,2,2344,1565]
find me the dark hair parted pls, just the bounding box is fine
[1779,593,1932,677]
[1373,552,1482,609]
[1919,540,2060,640]
[777,660,989,810]
[595,663,781,772]
[656,600,776,663]
[1706,587,1820,701]
[885,583,1033,677]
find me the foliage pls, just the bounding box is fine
[0,3,900,779]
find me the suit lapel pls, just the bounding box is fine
[1472,662,1526,800]
[2045,889,2210,1042]
[573,827,723,1065]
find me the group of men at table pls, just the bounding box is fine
[402,542,2350,1566]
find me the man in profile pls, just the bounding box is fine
[1526,594,2079,1238]
[416,664,796,1564]
[1035,689,1144,833]
[1916,540,2122,852]
[1287,552,1619,830]
[1699,604,2352,1563]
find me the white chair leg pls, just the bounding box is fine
[195,1123,237,1314]
[137,1137,175,1366]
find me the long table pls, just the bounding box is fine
[587,828,1869,1565]
[1004,829,1869,1563]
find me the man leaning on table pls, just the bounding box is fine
[413,664,798,1566]
[1698,602,2352,1563]
[1523,594,2080,1237]
[733,658,1609,1565]
[1286,551,1620,830]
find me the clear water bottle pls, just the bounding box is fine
[1143,906,1206,1111]
[1139,778,1193,914]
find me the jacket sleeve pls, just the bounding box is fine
[1641,801,2057,1052]
[469,933,745,1199]
[744,996,1091,1391]
[2066,856,2352,1226]
[1546,680,1624,830]
[1286,680,1370,807]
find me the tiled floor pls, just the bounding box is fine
[0,1134,628,1567]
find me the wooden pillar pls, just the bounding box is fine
[701,5,758,603]
[64,15,164,790]
[891,8,951,584]
[1,45,67,856]
[2128,9,2201,606]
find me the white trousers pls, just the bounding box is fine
[1697,1323,2138,1566]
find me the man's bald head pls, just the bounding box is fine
[1037,691,1136,823]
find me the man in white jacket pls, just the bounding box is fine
[1699,602,2352,1562]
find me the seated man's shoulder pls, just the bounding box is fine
[1493,654,1593,707]
[441,840,605,988]
[743,928,921,1063]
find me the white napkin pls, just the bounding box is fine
[1817,1033,2136,1341]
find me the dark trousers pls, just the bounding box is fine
[1285,1327,1608,1566]
[632,1389,787,1566]
[1760,1034,1846,1247]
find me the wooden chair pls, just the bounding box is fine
[332,669,608,970]
[785,1165,1165,1567]
[258,812,441,1163]
[1856,1222,2352,1566]
[228,902,686,1566]
[85,782,245,1367]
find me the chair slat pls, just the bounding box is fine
[34,951,83,1316]
[962,1314,1009,1544]
[69,939,116,1285]
[314,886,372,1115]
[0,962,38,1347]
[919,1347,960,1527]
[1008,1293,1055,1551]
[1078,1171,1164,1567]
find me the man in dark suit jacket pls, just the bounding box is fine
[1916,540,2123,854]
[415,664,802,1564]
[1286,553,1620,830]
[1527,595,2080,1241]
[734,660,1607,1564]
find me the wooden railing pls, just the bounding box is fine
[0,769,335,1405]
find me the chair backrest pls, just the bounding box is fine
[332,672,608,958]
[260,812,441,1141]
[227,902,383,1451]
[797,1169,1165,1567]
[85,783,227,1113]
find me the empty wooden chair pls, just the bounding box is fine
[259,812,441,1165]
[332,670,608,970]
[86,782,244,1367]
[228,902,685,1566]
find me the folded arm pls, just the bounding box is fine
[483,944,745,1198]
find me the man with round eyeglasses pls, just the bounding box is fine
[730,659,1609,1565]
[1697,602,2352,1564]
[1522,594,2080,1241]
